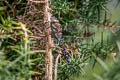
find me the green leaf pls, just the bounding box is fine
[0,15,5,25]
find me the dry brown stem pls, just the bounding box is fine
[54,54,61,80]
[44,0,53,80]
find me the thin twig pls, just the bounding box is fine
[54,54,61,80]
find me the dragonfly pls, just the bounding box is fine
[50,17,75,72]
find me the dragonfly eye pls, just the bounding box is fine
[57,35,62,39]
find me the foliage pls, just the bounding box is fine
[0,0,120,80]
[52,0,111,37]
[0,15,45,79]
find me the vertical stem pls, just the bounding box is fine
[54,54,61,80]
[21,23,28,64]
[44,0,53,80]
